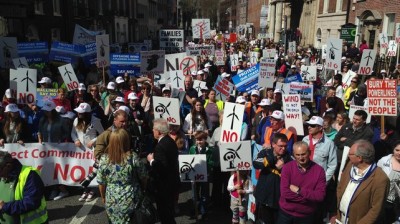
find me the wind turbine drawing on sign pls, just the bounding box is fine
[21,70,33,92]
[390,42,396,50]
[397,25,400,36]
[250,53,257,64]
[231,56,238,65]
[301,67,310,80]
[381,34,387,44]
[195,82,202,93]
[64,67,73,81]
[99,39,108,57]
[226,105,239,130]
[182,60,191,76]
[364,51,373,66]
[289,43,295,52]
[328,42,339,60]
[173,72,182,87]
[17,59,26,68]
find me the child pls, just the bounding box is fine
[227,170,253,224]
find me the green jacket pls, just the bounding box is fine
[189,144,215,170]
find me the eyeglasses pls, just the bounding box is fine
[276,144,287,148]
[308,124,318,128]
[351,80,357,83]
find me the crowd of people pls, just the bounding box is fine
[0,36,399,224]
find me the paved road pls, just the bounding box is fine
[46,184,233,224]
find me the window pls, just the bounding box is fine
[72,0,78,16]
[385,13,395,38]
[323,0,329,13]
[335,0,342,12]
[34,0,44,15]
[53,0,61,15]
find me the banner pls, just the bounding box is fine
[164,52,197,75]
[153,96,181,125]
[367,79,397,116]
[49,41,85,66]
[282,94,304,136]
[192,19,211,39]
[110,53,141,77]
[213,76,234,101]
[17,68,37,105]
[179,155,208,182]
[58,63,80,91]
[96,34,110,67]
[0,37,18,68]
[159,29,184,53]
[219,141,252,171]
[232,63,260,92]
[358,49,376,75]
[220,102,245,143]
[73,24,104,45]
[259,59,275,89]
[81,42,97,66]
[140,50,165,75]
[17,41,49,65]
[36,88,58,107]
[186,45,215,56]
[325,38,342,70]
[1,143,96,187]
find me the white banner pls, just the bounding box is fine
[179,155,208,182]
[153,96,181,125]
[358,49,376,75]
[169,70,185,91]
[259,58,275,89]
[73,24,104,45]
[282,94,304,136]
[58,63,80,91]
[164,52,197,76]
[192,19,211,39]
[219,141,252,172]
[2,143,96,186]
[326,38,342,70]
[0,37,18,68]
[220,102,245,143]
[17,68,37,105]
[96,34,110,67]
[140,50,165,75]
[300,65,317,81]
[186,45,215,56]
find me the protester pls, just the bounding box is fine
[183,99,208,135]
[227,170,253,224]
[0,103,28,146]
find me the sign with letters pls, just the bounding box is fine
[263,49,277,59]
[58,63,80,91]
[282,94,304,136]
[219,141,252,172]
[215,50,225,66]
[259,58,275,89]
[367,79,397,116]
[186,45,214,56]
[164,52,197,76]
[159,29,184,53]
[220,102,245,143]
[17,41,49,65]
[179,155,207,182]
[17,68,37,105]
[96,34,110,67]
[300,65,317,81]
[153,96,181,125]
[192,19,211,39]
[358,49,376,75]
[325,38,342,70]
[387,40,397,57]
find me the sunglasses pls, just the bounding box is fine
[308,124,318,128]
[351,80,357,83]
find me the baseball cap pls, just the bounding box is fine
[5,89,12,98]
[380,69,387,73]
[300,59,306,63]
[306,116,323,126]
[270,110,284,120]
[55,106,66,114]
[38,77,52,84]
[236,96,246,104]
[301,106,311,116]
[162,86,171,93]
[221,72,230,78]
[113,96,125,104]
[341,56,346,60]
[115,105,130,115]
[107,82,116,90]
[115,76,125,84]
[291,65,296,69]
[78,83,86,91]
[203,68,209,73]
[251,90,260,96]
[128,92,139,100]
[191,71,197,76]
[60,111,76,120]
[41,100,56,112]
[5,103,19,113]
[204,62,212,68]
[74,102,92,113]
[197,70,204,75]
[274,89,282,94]
[258,98,271,106]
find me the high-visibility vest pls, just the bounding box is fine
[263,127,294,146]
[204,99,224,111]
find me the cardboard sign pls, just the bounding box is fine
[287,41,296,56]
[259,58,275,89]
[229,33,237,43]
[367,79,397,116]
[169,70,185,91]
[358,49,376,75]
[220,102,245,143]
[57,63,80,91]
[0,37,18,69]
[164,52,197,76]
[192,19,211,39]
[17,41,49,65]
[325,38,342,70]
[17,68,37,105]
[396,23,400,44]
[219,141,252,171]
[349,105,371,124]
[193,80,207,97]
[153,96,181,125]
[379,33,389,49]
[12,57,29,69]
[214,76,234,101]
[140,50,165,75]
[300,65,317,81]
[387,40,398,57]
[179,155,208,182]
[96,34,110,67]
[263,49,276,59]
[282,94,304,136]
[186,45,215,56]
[321,44,327,60]
[159,29,184,53]
[215,50,225,66]
[250,52,258,64]
[341,70,357,89]
[36,88,58,107]
[81,42,97,66]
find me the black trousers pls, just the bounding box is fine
[155,189,176,224]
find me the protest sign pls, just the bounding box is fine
[282,94,304,136]
[12,57,29,68]
[58,63,80,91]
[367,79,397,116]
[2,143,96,186]
[17,68,37,105]
[287,41,296,56]
[186,45,215,56]
[153,96,181,125]
[250,52,258,64]
[300,65,317,81]
[259,58,275,89]
[387,41,397,57]
[0,37,18,68]
[232,63,260,92]
[169,70,185,91]
[230,54,239,71]
[17,41,49,65]
[325,38,342,70]
[179,155,208,182]
[281,82,314,102]
[81,42,97,66]
[220,102,245,143]
[358,49,376,75]
[73,24,104,45]
[192,19,211,39]
[214,76,234,101]
[349,105,371,123]
[219,141,252,171]
[49,41,84,66]
[159,29,184,53]
[379,33,389,49]
[193,80,207,97]
[164,52,197,76]
[36,88,58,107]
[215,50,225,66]
[96,34,110,67]
[110,53,141,77]
[140,50,165,75]
[263,49,276,59]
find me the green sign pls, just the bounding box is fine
[340,24,357,44]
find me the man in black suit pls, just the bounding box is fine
[147,118,179,224]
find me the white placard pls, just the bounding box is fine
[192,19,211,39]
[0,37,18,69]
[17,68,37,105]
[395,23,400,44]
[219,141,252,172]
[358,49,376,75]
[321,44,327,60]
[193,80,207,97]
[300,65,317,81]
[154,73,170,86]
[169,70,185,91]
[379,33,389,49]
[186,45,215,56]
[349,105,371,124]
[179,155,208,182]
[259,58,275,89]
[153,96,181,125]
[13,57,29,68]
[250,52,258,64]
[263,49,276,59]
[164,52,197,76]
[282,94,304,136]
[281,82,314,102]
[338,146,350,182]
[58,63,80,91]
[387,40,397,57]
[96,34,110,67]
[230,54,239,66]
[288,41,296,56]
[159,29,184,52]
[140,50,165,75]
[215,50,225,66]
[220,102,245,143]
[326,38,342,70]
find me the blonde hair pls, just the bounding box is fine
[106,128,131,165]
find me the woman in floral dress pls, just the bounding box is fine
[97,128,147,223]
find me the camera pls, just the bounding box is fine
[80,161,99,188]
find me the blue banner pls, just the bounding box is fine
[17,42,49,64]
[251,142,263,186]
[49,41,85,65]
[110,53,141,77]
[232,63,260,92]
[81,42,97,66]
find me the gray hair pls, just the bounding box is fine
[353,139,375,164]
[293,141,309,152]
[153,118,170,135]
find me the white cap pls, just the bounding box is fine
[291,65,296,69]
[236,96,246,104]
[78,83,86,91]
[5,89,12,98]
[74,102,91,113]
[115,76,125,84]
[107,82,116,90]
[38,77,52,84]
[115,105,130,115]
[301,106,311,116]
[203,67,209,73]
[60,111,76,120]
[55,106,66,114]
[191,71,197,76]
[306,116,323,126]
[197,70,204,75]
[205,62,212,68]
[297,56,302,59]
[258,98,271,106]
[113,96,125,104]
[380,69,387,73]
[270,110,284,120]
[5,103,19,113]
[307,49,312,53]
[274,89,282,94]
[128,92,139,100]
[341,56,346,60]
[162,86,171,93]
[221,72,230,78]
[41,100,56,111]
[300,59,305,63]
[251,90,260,96]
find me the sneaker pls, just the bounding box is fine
[79,192,88,202]
[85,191,95,202]
[48,190,59,200]
[54,191,69,201]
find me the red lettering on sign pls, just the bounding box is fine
[222,130,238,142]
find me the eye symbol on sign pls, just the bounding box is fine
[155,102,171,118]
[329,43,338,60]
[181,157,196,181]
[223,144,242,169]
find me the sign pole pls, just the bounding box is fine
[236,170,242,203]
[102,66,105,87]
[381,116,385,135]
[191,180,199,222]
